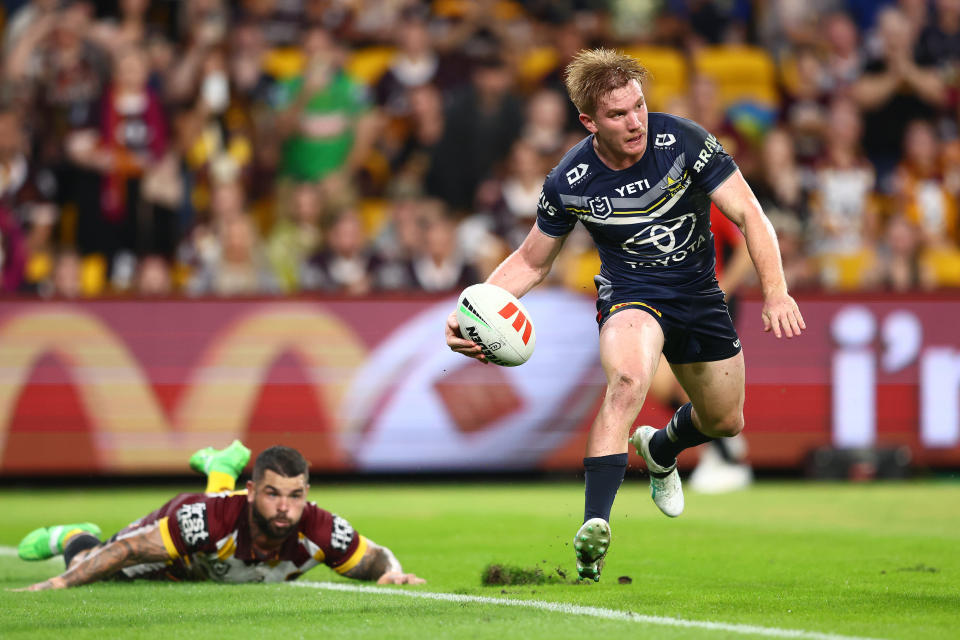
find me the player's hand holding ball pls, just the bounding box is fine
[445,284,535,367]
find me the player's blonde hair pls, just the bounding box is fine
[563,48,649,117]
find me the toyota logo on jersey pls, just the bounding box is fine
[622,213,699,259]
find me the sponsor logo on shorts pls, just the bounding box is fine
[176,502,210,547]
[733,339,741,348]
[330,515,355,551]
[608,301,662,318]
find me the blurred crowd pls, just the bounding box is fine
[1,0,959,299]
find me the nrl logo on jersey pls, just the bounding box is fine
[654,133,676,148]
[566,163,590,186]
[588,196,613,219]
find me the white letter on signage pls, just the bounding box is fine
[831,307,876,448]
[921,348,960,447]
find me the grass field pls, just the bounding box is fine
[1,480,958,639]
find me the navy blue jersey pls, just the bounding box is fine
[537,113,738,298]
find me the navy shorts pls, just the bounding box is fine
[594,276,742,365]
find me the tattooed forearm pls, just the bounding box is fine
[60,540,133,587]
[56,527,171,588]
[343,541,402,582]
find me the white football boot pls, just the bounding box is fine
[574,517,611,582]
[630,425,684,517]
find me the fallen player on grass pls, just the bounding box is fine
[16,442,424,590]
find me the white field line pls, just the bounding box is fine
[0,548,884,640]
[290,581,887,640]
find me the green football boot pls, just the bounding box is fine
[18,523,101,561]
[574,518,611,582]
[189,439,251,478]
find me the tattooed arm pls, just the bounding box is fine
[19,526,171,591]
[342,538,425,585]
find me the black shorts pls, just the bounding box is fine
[594,276,742,365]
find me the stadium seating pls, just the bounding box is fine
[624,46,688,112]
[692,45,777,109]
[345,46,397,86]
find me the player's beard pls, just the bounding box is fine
[251,502,297,540]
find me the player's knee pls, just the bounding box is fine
[710,412,744,438]
[607,372,649,410]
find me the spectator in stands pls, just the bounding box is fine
[821,11,865,93]
[303,209,376,295]
[474,138,548,252]
[275,25,378,187]
[234,0,301,48]
[873,213,933,291]
[688,73,756,179]
[88,0,153,56]
[808,96,879,290]
[853,6,946,187]
[164,1,230,105]
[388,83,444,193]
[750,127,810,225]
[226,20,278,201]
[0,106,56,294]
[3,0,58,55]
[917,0,960,66]
[184,179,276,296]
[95,46,168,272]
[204,211,275,297]
[409,210,479,292]
[375,9,455,119]
[425,52,523,213]
[6,1,108,259]
[894,119,959,250]
[50,250,83,299]
[369,194,426,291]
[779,47,831,166]
[135,254,174,297]
[266,181,325,293]
[769,212,817,292]
[522,88,572,162]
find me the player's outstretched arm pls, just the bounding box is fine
[710,170,806,339]
[446,224,565,361]
[15,527,171,591]
[341,538,425,585]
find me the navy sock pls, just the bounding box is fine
[648,403,713,468]
[64,532,101,569]
[583,453,628,522]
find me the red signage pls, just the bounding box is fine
[1,292,958,475]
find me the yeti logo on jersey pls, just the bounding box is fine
[330,516,355,551]
[538,190,558,216]
[622,213,698,258]
[176,502,209,547]
[654,133,676,148]
[566,163,589,186]
[588,196,613,219]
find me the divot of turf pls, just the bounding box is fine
[482,563,574,585]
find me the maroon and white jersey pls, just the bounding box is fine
[111,491,365,583]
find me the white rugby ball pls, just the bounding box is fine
[455,283,536,366]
